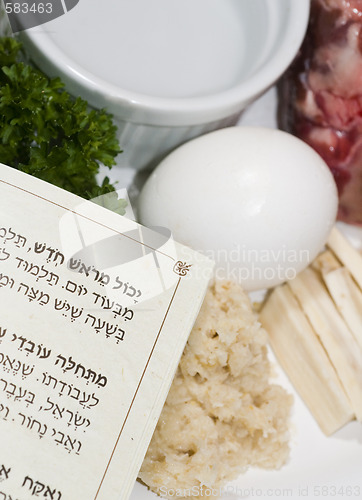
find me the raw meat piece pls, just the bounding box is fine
[278,0,362,225]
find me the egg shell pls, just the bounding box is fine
[137,126,338,291]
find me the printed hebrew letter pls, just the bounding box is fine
[4,228,15,242]
[89,393,99,407]
[15,234,27,247]
[65,357,76,372]
[113,276,123,290]
[25,341,35,354]
[57,381,67,395]
[22,475,34,489]
[24,392,35,404]
[18,413,26,425]
[33,481,45,495]
[0,249,10,261]
[17,283,29,295]
[0,274,9,288]
[39,347,51,359]
[53,405,64,419]
[0,405,9,418]
[39,266,48,279]
[92,292,102,304]
[68,258,81,270]
[54,299,66,311]
[79,263,91,276]
[27,288,38,302]
[70,387,80,400]
[38,292,50,306]
[34,242,46,253]
[105,323,117,336]
[91,268,99,281]
[79,393,91,407]
[112,304,122,317]
[95,375,107,388]
[65,280,77,293]
[65,410,73,424]
[98,272,110,286]
[14,387,27,401]
[39,423,47,437]
[126,285,136,298]
[21,364,34,377]
[75,364,85,378]
[122,308,134,321]
[54,431,65,444]
[46,247,55,261]
[15,257,24,268]
[47,272,59,286]
[12,360,20,373]
[6,383,16,396]
[44,397,54,411]
[103,299,114,310]
[0,464,10,479]
[95,319,105,332]
[28,264,40,276]
[17,336,27,349]
[70,307,82,320]
[64,435,76,450]
[55,355,67,368]
[116,328,126,342]
[44,486,56,499]
[54,251,65,265]
[74,414,87,427]
[85,314,96,327]
[3,356,13,370]
[30,419,42,434]
[85,369,96,383]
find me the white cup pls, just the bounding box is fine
[13,0,309,170]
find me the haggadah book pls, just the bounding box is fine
[0,163,214,500]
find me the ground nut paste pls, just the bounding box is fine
[139,281,292,499]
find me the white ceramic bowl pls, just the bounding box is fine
[14,0,310,170]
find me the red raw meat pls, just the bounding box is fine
[278,0,362,225]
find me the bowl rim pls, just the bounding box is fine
[19,0,310,127]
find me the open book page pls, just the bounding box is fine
[0,163,214,500]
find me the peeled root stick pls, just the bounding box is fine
[288,267,362,421]
[260,285,354,436]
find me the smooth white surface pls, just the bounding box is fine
[19,0,310,125]
[137,127,338,291]
[49,0,259,99]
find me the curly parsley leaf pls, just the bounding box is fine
[0,37,126,215]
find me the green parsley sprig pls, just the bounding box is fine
[0,37,125,213]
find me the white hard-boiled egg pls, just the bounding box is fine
[137,127,338,291]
